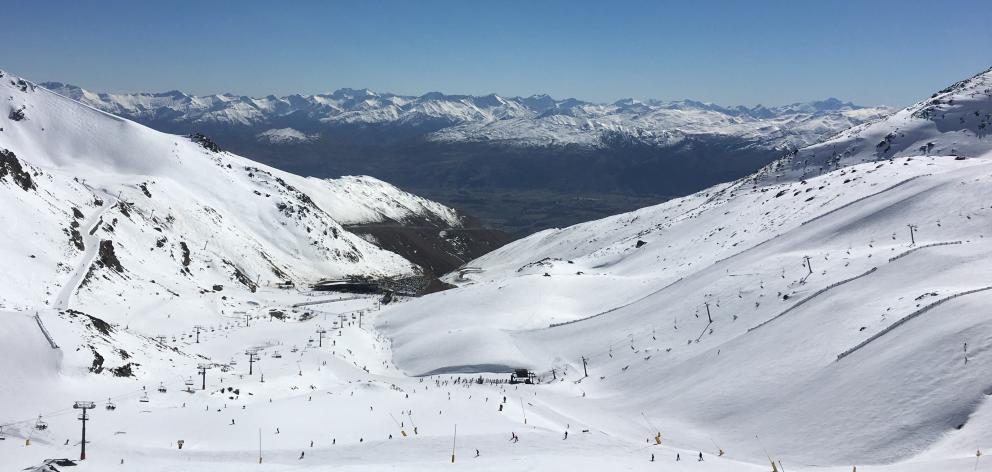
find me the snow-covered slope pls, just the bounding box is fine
[377,67,992,467]
[0,69,469,319]
[41,81,890,150]
[760,67,992,182]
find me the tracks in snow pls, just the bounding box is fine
[52,192,117,311]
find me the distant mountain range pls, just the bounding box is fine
[39,82,894,235]
[41,82,889,149]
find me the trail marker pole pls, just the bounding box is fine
[803,256,813,276]
[73,401,95,460]
[705,302,712,323]
[581,356,589,378]
[451,424,457,463]
[907,224,917,246]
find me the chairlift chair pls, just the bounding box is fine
[272,350,282,359]
[157,382,167,393]
[0,425,6,440]
[139,392,150,403]
[105,398,117,411]
[35,416,48,430]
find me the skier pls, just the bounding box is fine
[230,419,235,425]
[650,453,655,462]
[698,452,704,461]
[475,449,480,458]
[676,453,680,461]
[299,451,305,460]
[178,439,184,450]
[563,430,568,440]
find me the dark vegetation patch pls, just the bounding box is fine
[345,223,510,276]
[139,182,152,198]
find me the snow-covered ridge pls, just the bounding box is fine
[255,127,317,144]
[39,81,891,149]
[758,66,992,183]
[0,68,463,316]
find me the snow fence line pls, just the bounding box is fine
[799,174,931,227]
[747,267,878,334]
[34,313,59,349]
[887,241,962,263]
[546,277,684,329]
[836,285,992,361]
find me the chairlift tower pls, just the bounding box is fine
[194,325,204,343]
[197,363,211,390]
[245,349,259,375]
[73,401,95,460]
[316,327,327,347]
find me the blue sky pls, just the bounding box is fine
[2,0,989,106]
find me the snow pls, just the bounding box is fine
[255,128,316,144]
[377,68,992,468]
[39,81,891,150]
[5,66,992,472]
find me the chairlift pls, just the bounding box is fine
[290,346,299,353]
[272,350,282,359]
[35,415,48,431]
[0,425,6,440]
[105,398,117,411]
[230,358,238,366]
[139,392,150,403]
[157,382,167,393]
